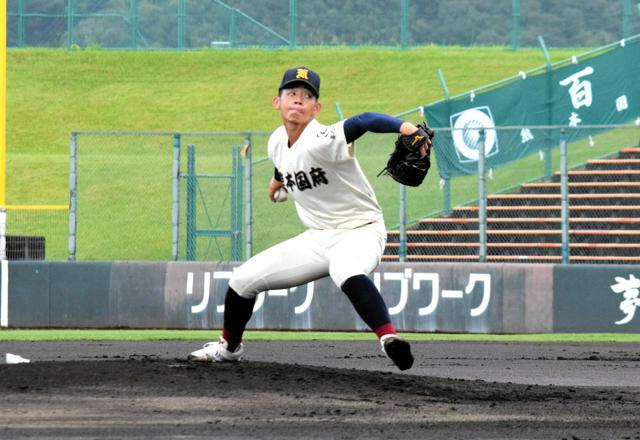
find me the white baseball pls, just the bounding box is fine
[273,187,288,202]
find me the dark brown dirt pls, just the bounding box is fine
[1,340,640,439]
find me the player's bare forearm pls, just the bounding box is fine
[268,178,285,202]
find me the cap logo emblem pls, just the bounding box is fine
[296,69,309,80]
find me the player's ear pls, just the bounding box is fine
[272,96,281,109]
[312,101,321,115]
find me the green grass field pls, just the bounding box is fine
[9,46,575,201]
[1,329,640,343]
[12,45,632,260]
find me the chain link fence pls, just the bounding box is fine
[7,0,640,50]
[1,206,68,260]
[387,124,640,264]
[66,123,640,264]
[68,122,423,261]
[69,132,176,260]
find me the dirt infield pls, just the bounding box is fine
[1,340,640,439]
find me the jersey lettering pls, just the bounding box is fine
[310,167,328,187]
[285,173,296,192]
[268,120,382,229]
[283,167,329,192]
[295,171,313,191]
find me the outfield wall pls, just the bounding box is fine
[1,261,639,333]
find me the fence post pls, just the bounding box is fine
[335,102,344,120]
[177,0,186,49]
[538,35,554,178]
[129,0,138,48]
[67,0,74,48]
[400,0,409,49]
[231,145,243,260]
[244,136,253,259]
[171,134,181,261]
[289,0,298,49]
[478,129,487,262]
[399,185,407,262]
[443,179,451,214]
[623,0,632,39]
[186,144,196,260]
[437,68,452,213]
[511,0,520,50]
[68,132,78,261]
[17,0,25,47]
[229,8,238,47]
[559,128,569,264]
[0,208,6,260]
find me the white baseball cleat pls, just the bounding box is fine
[188,337,244,362]
[380,334,414,371]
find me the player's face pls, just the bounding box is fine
[273,87,321,124]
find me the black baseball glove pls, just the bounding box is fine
[378,122,435,187]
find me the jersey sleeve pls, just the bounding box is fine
[343,112,404,143]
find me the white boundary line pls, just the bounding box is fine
[1,259,7,327]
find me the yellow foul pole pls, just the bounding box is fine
[0,1,6,207]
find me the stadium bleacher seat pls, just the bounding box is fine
[385,146,640,264]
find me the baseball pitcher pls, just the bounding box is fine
[189,66,433,371]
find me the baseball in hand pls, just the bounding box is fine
[273,187,288,202]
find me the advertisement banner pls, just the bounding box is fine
[3,261,553,333]
[554,265,640,332]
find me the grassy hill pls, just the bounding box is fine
[8,46,586,259]
[7,46,579,180]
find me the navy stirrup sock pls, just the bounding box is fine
[222,287,255,350]
[341,274,393,336]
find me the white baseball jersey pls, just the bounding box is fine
[268,119,383,230]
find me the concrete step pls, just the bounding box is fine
[585,158,640,170]
[386,229,640,244]
[384,242,640,257]
[416,217,640,230]
[520,182,640,194]
[549,170,640,183]
[382,254,640,264]
[487,193,640,206]
[450,205,640,218]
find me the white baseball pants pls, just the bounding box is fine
[229,221,387,299]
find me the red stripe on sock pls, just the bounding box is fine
[375,323,396,339]
[222,328,241,349]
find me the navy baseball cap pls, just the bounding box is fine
[278,66,320,98]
